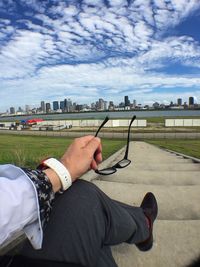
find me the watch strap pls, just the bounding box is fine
[42,158,72,191]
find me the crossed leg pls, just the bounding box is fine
[20,180,149,267]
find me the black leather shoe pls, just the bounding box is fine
[136,192,158,251]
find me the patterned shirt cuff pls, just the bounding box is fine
[21,168,55,229]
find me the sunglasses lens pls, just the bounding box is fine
[114,159,131,168]
[95,167,116,175]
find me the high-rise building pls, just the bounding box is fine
[10,107,15,114]
[17,107,23,112]
[108,101,114,110]
[91,103,96,110]
[189,96,194,106]
[133,100,136,108]
[25,105,30,113]
[60,101,64,111]
[103,101,108,110]
[98,98,105,110]
[46,103,51,113]
[63,98,73,112]
[41,101,45,113]
[177,98,182,106]
[53,101,59,111]
[67,98,73,112]
[124,96,130,107]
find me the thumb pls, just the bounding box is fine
[85,137,101,154]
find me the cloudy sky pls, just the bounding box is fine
[0,0,200,112]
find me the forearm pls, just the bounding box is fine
[42,168,62,193]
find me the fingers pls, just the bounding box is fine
[86,137,102,170]
[75,135,94,147]
[85,136,101,154]
[94,142,102,164]
[90,159,98,170]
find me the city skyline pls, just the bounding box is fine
[6,95,198,116]
[1,1,200,112]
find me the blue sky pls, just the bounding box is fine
[0,0,200,112]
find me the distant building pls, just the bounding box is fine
[46,103,51,113]
[25,105,30,113]
[189,96,194,106]
[60,101,64,111]
[119,102,125,108]
[17,106,23,112]
[124,96,130,107]
[67,99,73,112]
[153,102,160,109]
[184,101,188,108]
[98,98,106,110]
[133,100,136,108]
[53,101,59,111]
[10,107,15,114]
[177,98,182,106]
[91,103,96,110]
[76,104,83,111]
[41,101,46,113]
[72,102,76,112]
[64,98,73,112]
[108,101,114,110]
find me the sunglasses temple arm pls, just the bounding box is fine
[124,115,136,159]
[95,116,109,137]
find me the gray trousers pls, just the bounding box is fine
[21,180,149,267]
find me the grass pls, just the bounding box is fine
[146,116,200,124]
[0,134,126,168]
[147,139,200,159]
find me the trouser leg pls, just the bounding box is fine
[95,246,118,267]
[21,180,149,267]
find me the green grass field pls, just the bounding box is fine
[0,135,126,168]
[147,139,200,159]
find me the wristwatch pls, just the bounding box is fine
[37,158,72,191]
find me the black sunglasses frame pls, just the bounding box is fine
[95,115,136,175]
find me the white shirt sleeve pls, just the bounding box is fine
[0,164,43,250]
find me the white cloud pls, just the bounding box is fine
[0,0,200,111]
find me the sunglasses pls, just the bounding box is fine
[94,115,136,175]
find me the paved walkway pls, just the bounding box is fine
[88,141,200,267]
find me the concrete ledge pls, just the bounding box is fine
[164,148,200,163]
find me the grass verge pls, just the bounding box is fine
[147,139,200,159]
[0,134,126,168]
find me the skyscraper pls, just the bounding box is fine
[63,98,72,112]
[98,98,103,110]
[60,101,64,111]
[124,96,130,107]
[10,107,15,114]
[25,105,30,113]
[53,101,59,111]
[177,98,182,106]
[41,101,45,113]
[46,103,51,113]
[189,96,194,106]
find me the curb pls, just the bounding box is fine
[164,148,200,163]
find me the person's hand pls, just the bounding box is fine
[60,135,102,182]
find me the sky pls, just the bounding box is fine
[0,0,200,112]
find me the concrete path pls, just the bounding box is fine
[90,142,200,267]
